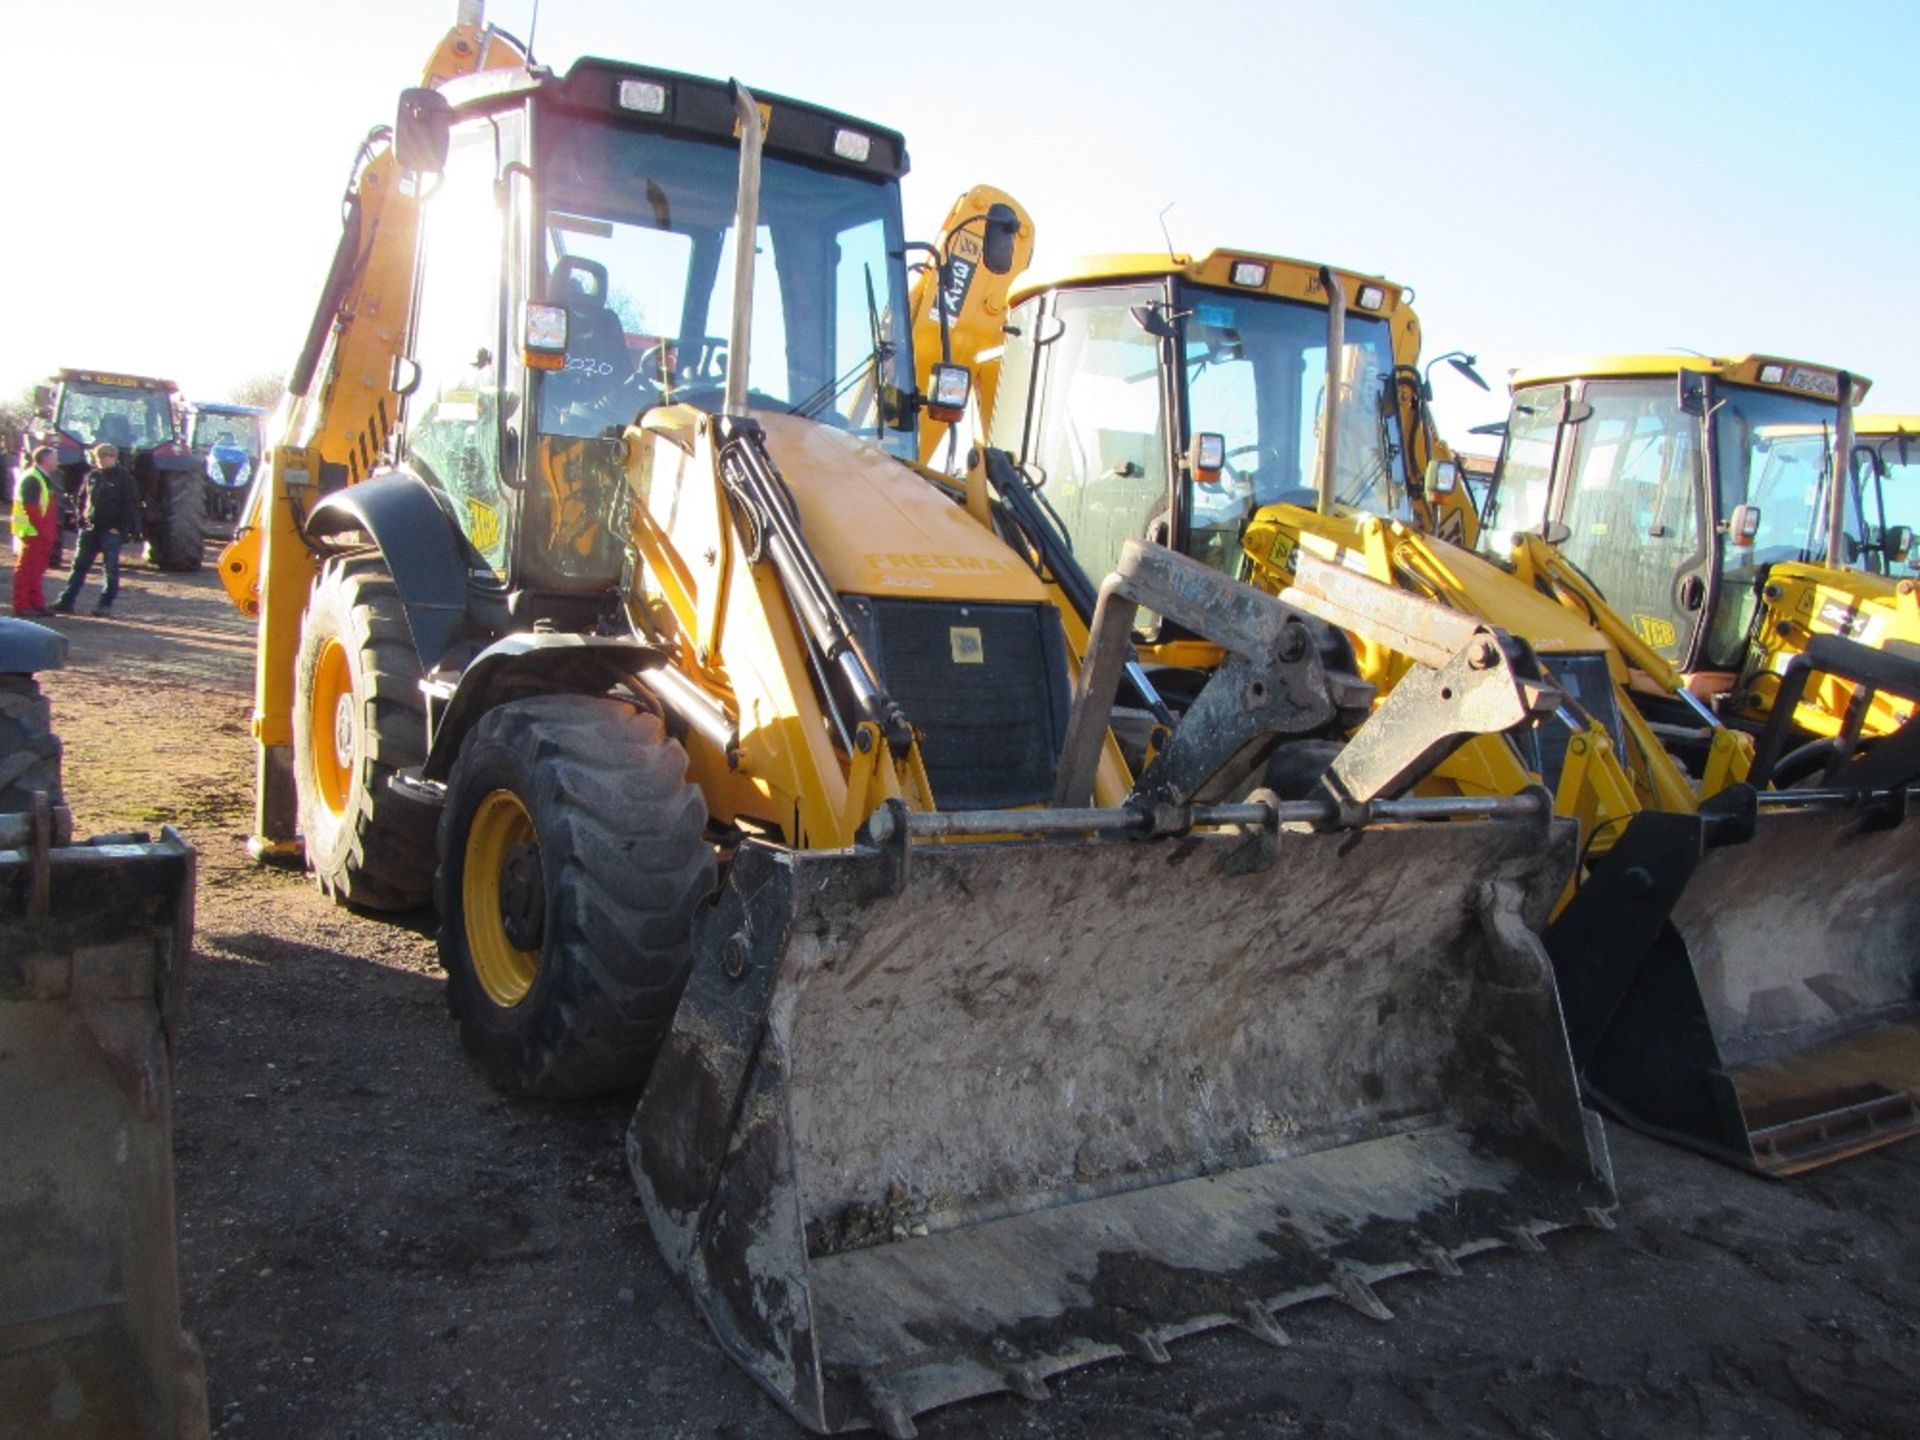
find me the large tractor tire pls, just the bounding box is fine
[292,558,436,910]
[437,696,715,1099]
[0,673,63,813]
[146,469,206,571]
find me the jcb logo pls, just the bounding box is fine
[949,626,984,665]
[1633,613,1677,649]
[466,497,502,555]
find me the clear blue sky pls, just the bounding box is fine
[15,0,1919,444]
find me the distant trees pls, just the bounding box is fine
[230,370,287,409]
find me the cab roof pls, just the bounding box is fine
[57,368,177,392]
[1511,352,1871,404]
[1853,414,1920,439]
[1009,249,1412,319]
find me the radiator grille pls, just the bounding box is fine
[849,597,1071,810]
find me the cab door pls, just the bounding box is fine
[1547,379,1710,666]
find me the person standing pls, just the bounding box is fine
[10,445,61,616]
[52,443,141,617]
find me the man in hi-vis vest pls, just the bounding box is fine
[10,445,60,616]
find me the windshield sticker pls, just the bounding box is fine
[1194,304,1236,329]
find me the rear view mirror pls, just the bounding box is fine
[32,385,54,415]
[1540,521,1572,547]
[1885,524,1913,564]
[1128,304,1176,340]
[521,302,569,370]
[1189,431,1225,483]
[389,355,423,398]
[926,362,972,424]
[1425,458,1459,496]
[1727,503,1761,547]
[1676,369,1708,417]
[395,88,453,175]
[980,203,1020,276]
[1448,356,1490,393]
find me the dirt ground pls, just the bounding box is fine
[19,552,1920,1439]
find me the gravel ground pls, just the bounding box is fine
[22,552,1920,1440]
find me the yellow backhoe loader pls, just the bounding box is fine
[220,11,1612,1433]
[966,247,1920,1176]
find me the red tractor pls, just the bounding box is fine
[23,369,207,570]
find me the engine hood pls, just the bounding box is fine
[755,413,1047,605]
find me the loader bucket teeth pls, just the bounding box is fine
[1557,803,1920,1176]
[631,813,1613,1435]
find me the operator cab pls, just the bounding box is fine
[986,254,1413,608]
[1485,356,1874,675]
[397,59,917,621]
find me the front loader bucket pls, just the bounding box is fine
[631,812,1612,1436]
[1,825,208,1439]
[1569,801,1920,1176]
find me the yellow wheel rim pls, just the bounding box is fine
[309,637,355,818]
[464,789,543,1008]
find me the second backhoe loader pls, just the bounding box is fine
[968,244,1920,1176]
[221,11,1611,1434]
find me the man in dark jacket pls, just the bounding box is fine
[52,443,142,617]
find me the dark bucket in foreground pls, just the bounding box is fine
[1571,800,1920,1175]
[630,810,1612,1436]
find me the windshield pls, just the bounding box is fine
[1862,429,1920,559]
[189,411,262,456]
[1175,283,1403,575]
[54,382,176,450]
[534,115,915,459]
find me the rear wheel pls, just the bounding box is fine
[437,696,715,1099]
[0,674,63,813]
[146,470,206,571]
[293,558,435,909]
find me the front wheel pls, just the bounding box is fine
[438,696,715,1099]
[292,558,436,909]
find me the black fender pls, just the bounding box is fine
[420,633,670,782]
[0,617,69,675]
[305,471,493,673]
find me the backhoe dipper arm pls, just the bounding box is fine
[223,8,527,858]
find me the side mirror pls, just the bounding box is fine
[1189,431,1225,484]
[1128,303,1176,340]
[389,355,423,398]
[925,362,972,424]
[32,385,54,414]
[520,302,569,370]
[1540,520,1572,547]
[1448,356,1490,393]
[1885,524,1913,564]
[1727,503,1762,547]
[395,88,453,175]
[980,203,1020,276]
[1425,458,1459,496]
[1676,369,1708,417]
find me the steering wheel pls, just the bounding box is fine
[638,336,729,393]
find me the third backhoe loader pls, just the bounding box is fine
[968,246,1920,1176]
[219,10,1611,1433]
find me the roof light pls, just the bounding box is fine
[617,79,668,115]
[1356,284,1386,311]
[1229,260,1268,288]
[1758,363,1785,385]
[833,128,872,163]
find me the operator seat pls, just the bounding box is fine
[552,257,635,387]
